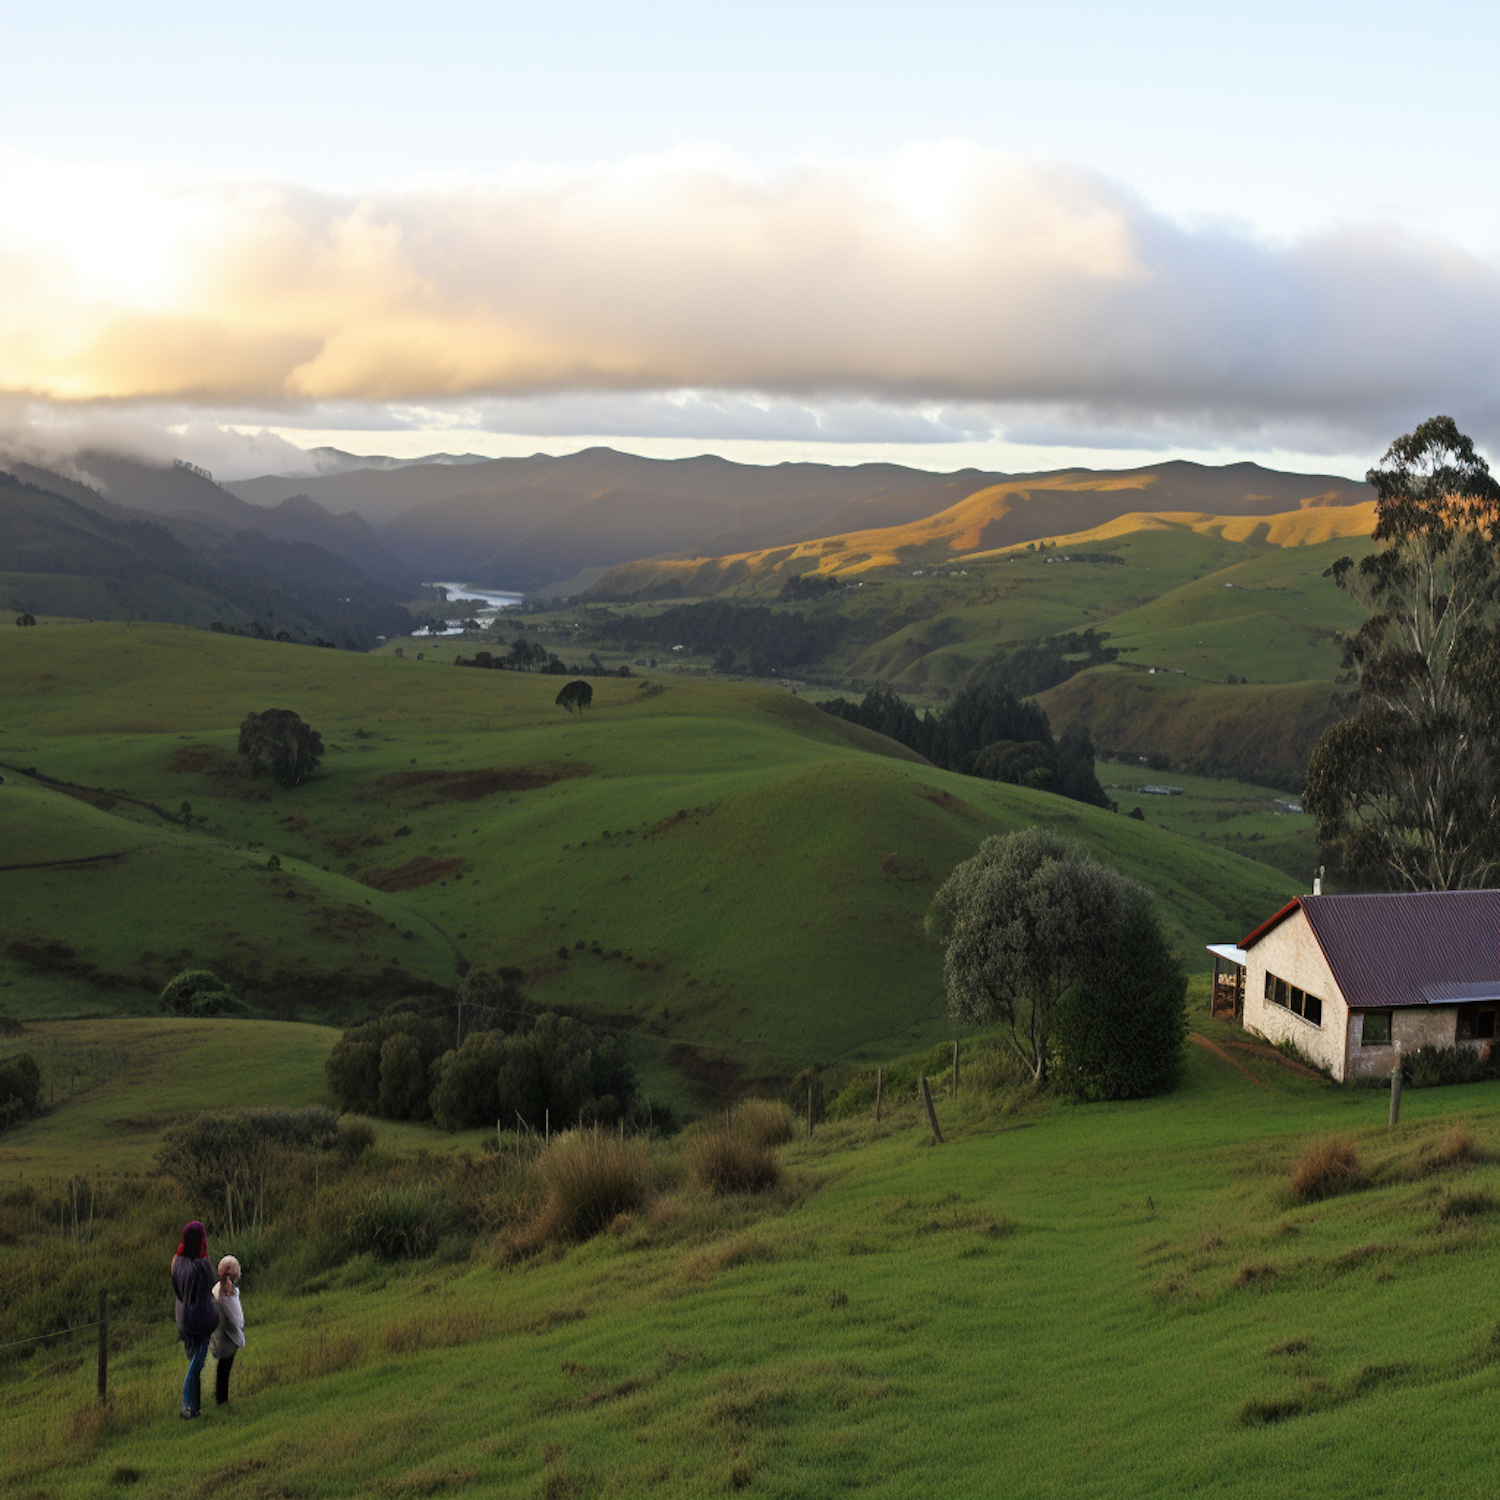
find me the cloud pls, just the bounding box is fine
[4,142,1500,451]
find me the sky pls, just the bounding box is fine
[4,0,1499,480]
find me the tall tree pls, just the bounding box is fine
[237,708,324,789]
[925,829,1131,1085]
[1304,417,1500,889]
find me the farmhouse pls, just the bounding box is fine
[1208,890,1500,1082]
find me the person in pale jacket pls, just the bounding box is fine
[210,1255,245,1410]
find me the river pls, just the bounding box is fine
[410,581,524,636]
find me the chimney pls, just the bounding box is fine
[1312,865,1324,897]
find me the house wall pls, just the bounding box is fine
[1242,911,1348,1080]
[1346,1007,1465,1081]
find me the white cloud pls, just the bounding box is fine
[3,142,1499,455]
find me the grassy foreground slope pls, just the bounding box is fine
[1,624,1296,1102]
[7,1008,1500,1498]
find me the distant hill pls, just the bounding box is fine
[226,447,1370,593]
[0,468,417,645]
[227,447,1013,583]
[4,453,415,585]
[583,460,1374,599]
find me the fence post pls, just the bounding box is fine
[97,1289,108,1402]
[1389,1059,1403,1127]
[807,1084,814,1139]
[874,1067,883,1124]
[952,1042,960,1097]
[919,1076,945,1144]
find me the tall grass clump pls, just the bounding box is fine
[342,1184,446,1259]
[524,1130,652,1247]
[1290,1137,1363,1202]
[686,1129,781,1196]
[731,1098,795,1147]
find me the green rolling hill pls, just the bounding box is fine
[1,622,1297,1108]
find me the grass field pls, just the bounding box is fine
[1,623,1298,1108]
[5,999,1500,1498]
[1099,762,1319,883]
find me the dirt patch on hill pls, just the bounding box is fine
[362,855,466,892]
[666,1043,789,1106]
[373,765,592,802]
[168,746,217,773]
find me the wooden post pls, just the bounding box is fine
[952,1042,960,1097]
[919,1076,944,1144]
[545,1109,550,1144]
[807,1084,814,1139]
[97,1290,108,1402]
[1389,1059,1403,1127]
[874,1068,883,1124]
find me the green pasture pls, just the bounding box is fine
[1099,762,1319,886]
[5,1004,1500,1497]
[1,623,1298,1106]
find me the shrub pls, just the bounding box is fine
[337,1117,376,1160]
[155,1106,340,1200]
[1289,1137,1363,1202]
[525,1131,652,1245]
[0,1052,41,1123]
[1402,1045,1493,1088]
[731,1098,794,1148]
[686,1130,781,1196]
[160,969,241,1017]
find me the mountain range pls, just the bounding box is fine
[228,447,1372,593]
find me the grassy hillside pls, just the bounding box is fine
[1,623,1297,1106]
[6,1005,1500,1498]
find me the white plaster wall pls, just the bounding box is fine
[1243,911,1348,1079]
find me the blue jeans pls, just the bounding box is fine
[182,1338,209,1415]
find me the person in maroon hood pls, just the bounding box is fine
[171,1221,217,1418]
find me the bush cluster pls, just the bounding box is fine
[1401,1045,1496,1088]
[160,970,242,1018]
[155,1106,342,1201]
[326,1006,642,1132]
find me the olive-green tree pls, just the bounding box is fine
[237,708,324,789]
[926,829,1126,1085]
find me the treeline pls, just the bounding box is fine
[325,1003,653,1133]
[455,637,573,675]
[589,601,844,675]
[817,682,1110,807]
[970,628,1125,699]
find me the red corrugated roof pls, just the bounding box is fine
[1241,891,1500,1009]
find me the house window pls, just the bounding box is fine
[1362,1011,1392,1046]
[1457,1007,1497,1042]
[1263,970,1323,1028]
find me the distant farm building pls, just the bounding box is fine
[1210,891,1500,1082]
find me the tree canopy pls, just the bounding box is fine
[926,829,1182,1092]
[555,680,594,714]
[237,708,324,789]
[1304,417,1500,890]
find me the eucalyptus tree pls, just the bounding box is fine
[1304,417,1500,890]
